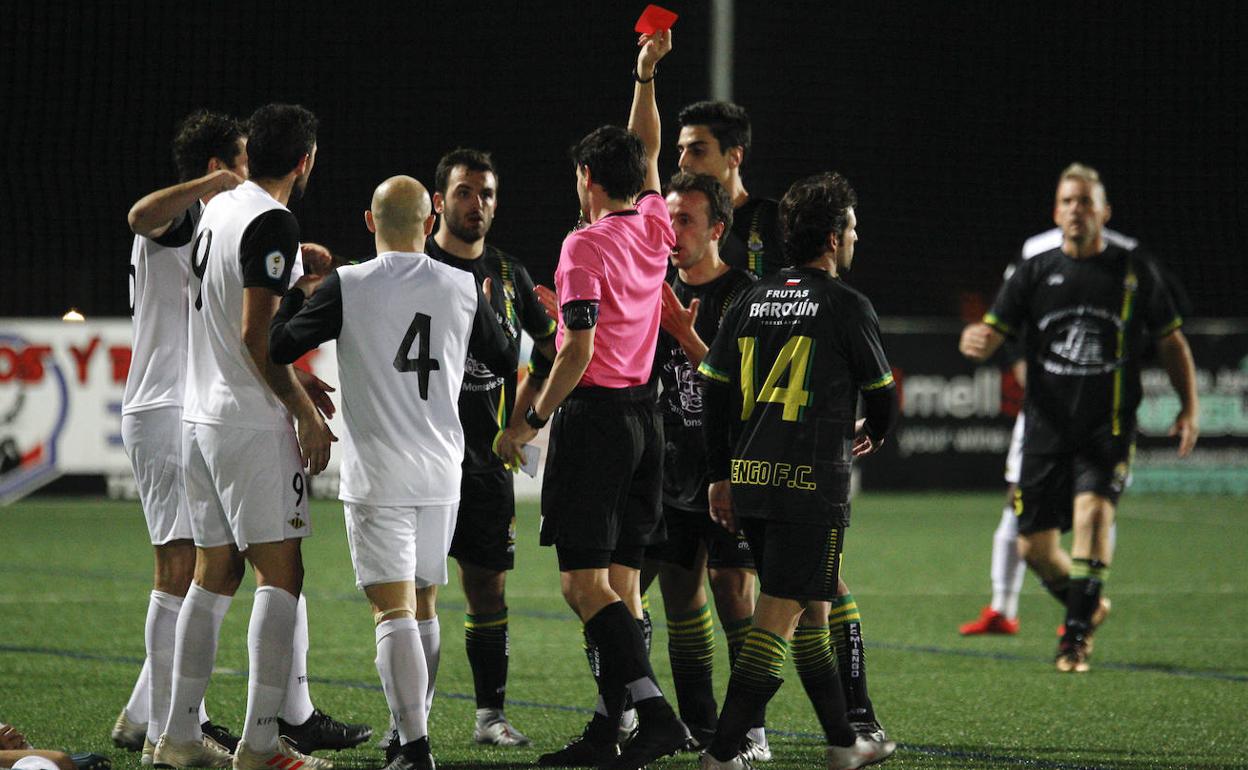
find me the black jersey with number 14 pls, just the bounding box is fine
[698,267,893,526]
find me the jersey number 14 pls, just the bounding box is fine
[737,335,814,422]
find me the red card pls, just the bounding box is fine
[635,4,678,34]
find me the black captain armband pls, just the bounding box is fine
[562,300,599,330]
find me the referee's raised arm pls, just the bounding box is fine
[628,28,672,196]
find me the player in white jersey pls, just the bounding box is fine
[269,176,513,770]
[958,226,1134,636]
[153,103,342,770]
[115,110,251,760]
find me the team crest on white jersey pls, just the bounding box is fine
[265,251,286,279]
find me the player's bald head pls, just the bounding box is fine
[370,175,432,238]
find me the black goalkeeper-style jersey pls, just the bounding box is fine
[698,267,894,526]
[425,236,556,473]
[984,243,1181,454]
[657,267,756,512]
[720,197,784,278]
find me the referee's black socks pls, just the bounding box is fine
[586,601,677,725]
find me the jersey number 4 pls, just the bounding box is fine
[737,335,814,422]
[394,311,441,400]
[190,229,213,311]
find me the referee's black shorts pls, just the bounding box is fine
[540,385,665,570]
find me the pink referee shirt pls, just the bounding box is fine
[555,191,675,388]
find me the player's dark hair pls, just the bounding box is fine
[779,172,858,266]
[245,103,318,181]
[569,125,646,201]
[171,110,245,182]
[667,172,733,232]
[435,148,498,194]
[677,100,752,163]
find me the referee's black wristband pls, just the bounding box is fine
[524,405,549,430]
[633,64,656,83]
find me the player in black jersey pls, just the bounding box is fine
[639,171,756,748]
[419,148,555,747]
[676,102,783,278]
[698,172,898,770]
[961,164,1200,672]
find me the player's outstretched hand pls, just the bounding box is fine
[534,284,559,322]
[297,413,336,476]
[660,282,699,338]
[958,322,995,361]
[636,28,673,74]
[708,479,736,533]
[1170,408,1199,457]
[852,417,882,456]
[295,367,336,419]
[300,242,334,276]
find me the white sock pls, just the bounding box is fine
[1109,522,1118,555]
[990,506,1025,619]
[418,616,441,718]
[241,586,299,753]
[145,591,184,743]
[198,701,209,726]
[280,593,315,726]
[165,584,232,742]
[125,657,151,724]
[376,618,428,745]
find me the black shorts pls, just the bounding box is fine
[646,506,755,571]
[1017,431,1135,535]
[540,386,665,564]
[740,518,843,602]
[449,468,516,572]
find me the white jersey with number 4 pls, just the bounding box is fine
[184,181,298,431]
[123,204,201,415]
[336,251,477,506]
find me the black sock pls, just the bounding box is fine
[586,601,675,725]
[709,627,786,761]
[1043,575,1072,606]
[1063,559,1108,642]
[667,604,718,731]
[793,624,855,746]
[829,594,874,723]
[465,610,509,710]
[582,624,623,744]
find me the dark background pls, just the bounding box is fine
[3,1,1243,320]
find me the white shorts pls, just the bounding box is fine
[343,502,458,589]
[1004,413,1025,485]
[122,408,193,545]
[182,421,311,552]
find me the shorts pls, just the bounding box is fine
[182,421,310,552]
[344,502,458,589]
[540,386,665,561]
[122,408,193,545]
[1003,413,1025,485]
[1016,430,1135,535]
[449,469,516,572]
[740,518,843,602]
[645,506,754,571]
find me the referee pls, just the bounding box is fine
[494,30,688,770]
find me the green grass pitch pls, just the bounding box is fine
[1,493,1245,769]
